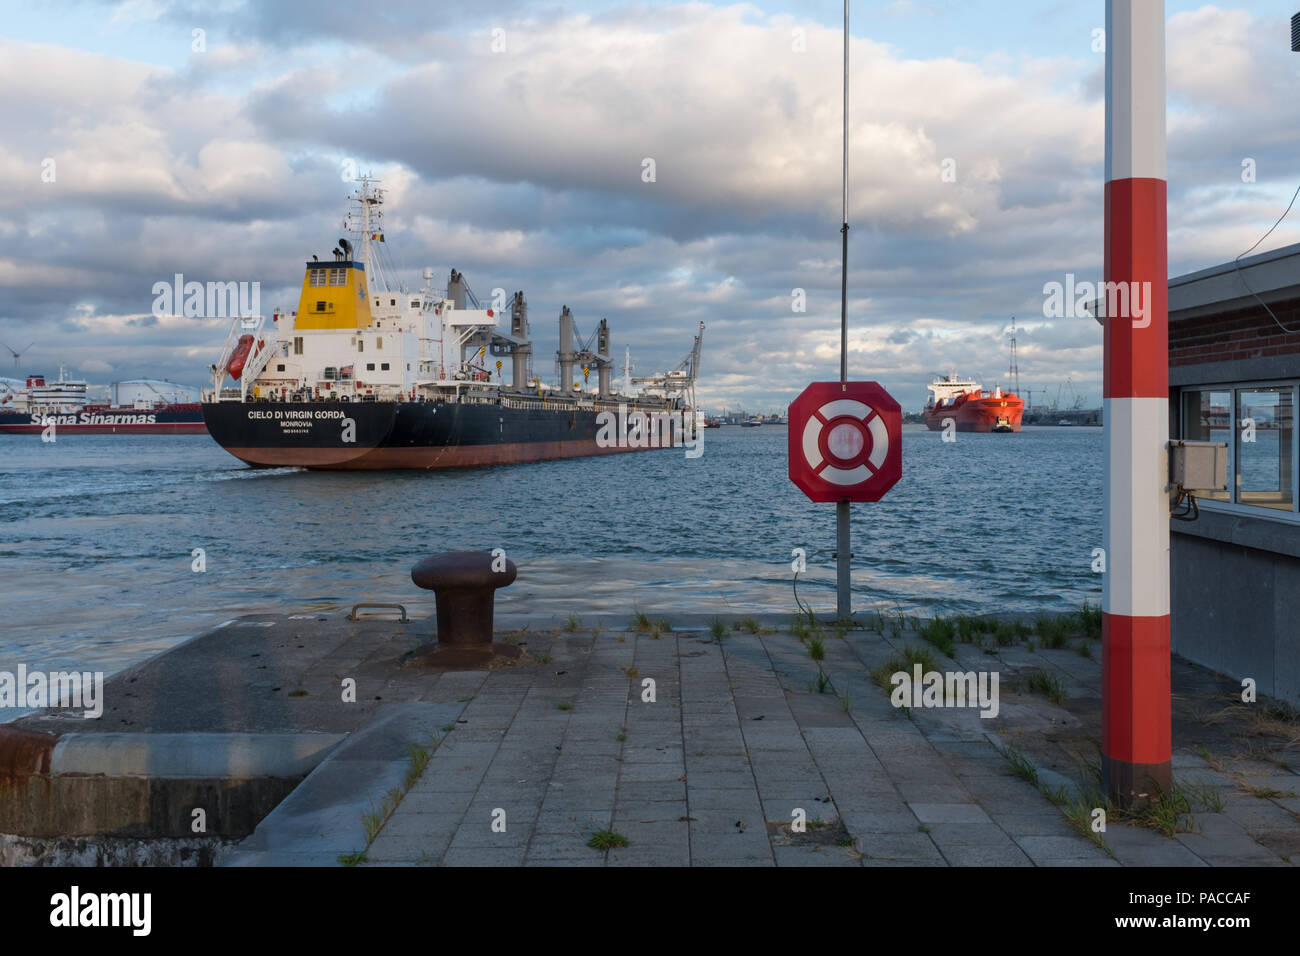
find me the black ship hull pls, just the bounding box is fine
[201,399,684,470]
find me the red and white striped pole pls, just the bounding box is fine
[1103,0,1171,806]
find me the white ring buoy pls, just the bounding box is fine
[799,399,889,486]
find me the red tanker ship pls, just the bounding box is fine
[923,372,1024,433]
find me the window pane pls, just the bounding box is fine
[1181,389,1232,502]
[1236,388,1294,511]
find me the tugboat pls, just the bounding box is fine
[923,372,1024,433]
[201,178,704,469]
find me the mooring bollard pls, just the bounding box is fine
[408,551,521,668]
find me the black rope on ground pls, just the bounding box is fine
[793,570,815,622]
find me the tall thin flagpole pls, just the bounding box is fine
[836,0,852,622]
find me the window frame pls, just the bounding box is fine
[1179,379,1298,522]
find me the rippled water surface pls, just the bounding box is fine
[0,424,1103,680]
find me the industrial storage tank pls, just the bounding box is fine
[110,380,200,406]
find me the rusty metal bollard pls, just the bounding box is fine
[408,551,522,668]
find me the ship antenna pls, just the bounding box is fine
[1008,316,1020,396]
[833,0,852,624]
[839,1,849,387]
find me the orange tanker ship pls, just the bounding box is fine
[923,372,1024,433]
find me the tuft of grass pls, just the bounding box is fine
[1019,669,1066,704]
[953,614,985,643]
[361,787,403,844]
[1004,747,1039,784]
[1124,784,1194,837]
[621,665,640,679]
[871,645,940,694]
[815,669,830,694]
[557,700,572,711]
[808,634,825,661]
[1060,797,1109,852]
[1184,782,1226,812]
[735,616,760,634]
[993,620,1019,646]
[1074,639,1093,659]
[710,618,727,641]
[338,850,367,866]
[616,729,628,742]
[563,612,581,632]
[587,829,630,850]
[1077,599,1103,639]
[288,688,309,698]
[632,610,652,632]
[792,615,812,640]
[654,617,672,633]
[1034,614,1072,650]
[835,835,856,847]
[532,654,552,665]
[918,616,957,656]
[837,690,851,713]
[403,737,436,791]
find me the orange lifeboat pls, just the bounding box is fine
[227,335,262,380]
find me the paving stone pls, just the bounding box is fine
[909,802,993,825]
[1101,825,1207,866]
[924,822,1015,845]
[773,845,862,866]
[858,831,943,861]
[937,842,1033,866]
[439,847,527,867]
[1013,835,1112,863]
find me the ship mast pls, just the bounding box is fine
[1008,316,1020,396]
[345,176,388,293]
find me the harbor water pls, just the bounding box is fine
[0,424,1103,691]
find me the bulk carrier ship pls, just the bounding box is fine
[202,178,703,469]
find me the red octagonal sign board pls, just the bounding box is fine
[788,381,902,503]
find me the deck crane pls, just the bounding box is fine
[631,322,704,411]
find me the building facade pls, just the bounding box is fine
[1167,243,1300,706]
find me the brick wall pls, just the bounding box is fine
[1170,298,1300,367]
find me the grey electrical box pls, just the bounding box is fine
[1170,440,1227,491]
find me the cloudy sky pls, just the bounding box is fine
[3,0,1299,412]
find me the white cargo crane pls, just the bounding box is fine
[632,322,704,411]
